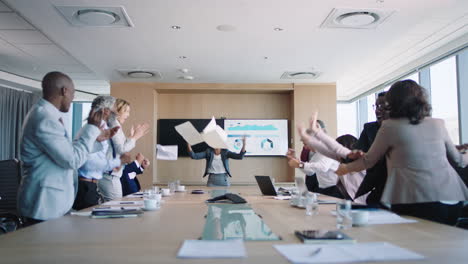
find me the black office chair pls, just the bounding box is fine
[0,159,23,234]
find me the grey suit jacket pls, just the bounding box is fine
[17,99,100,220]
[346,117,468,204]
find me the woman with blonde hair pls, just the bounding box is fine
[98,98,150,201]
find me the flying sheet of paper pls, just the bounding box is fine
[156,144,178,160]
[202,125,229,149]
[175,121,203,146]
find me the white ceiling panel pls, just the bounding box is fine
[0,12,33,30]
[15,43,79,65]
[0,1,11,12]
[0,30,52,44]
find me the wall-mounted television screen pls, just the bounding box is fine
[224,119,288,156]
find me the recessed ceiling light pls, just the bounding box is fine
[320,8,393,29]
[178,56,187,59]
[171,25,181,29]
[127,71,154,78]
[76,9,120,25]
[335,12,378,27]
[179,68,189,73]
[216,24,236,32]
[274,27,284,31]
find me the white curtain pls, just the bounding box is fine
[0,86,40,160]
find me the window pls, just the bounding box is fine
[402,72,419,83]
[366,94,375,123]
[337,102,358,137]
[71,102,92,139]
[430,56,459,144]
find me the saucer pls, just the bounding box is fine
[143,207,160,211]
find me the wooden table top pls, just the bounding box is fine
[1,186,467,263]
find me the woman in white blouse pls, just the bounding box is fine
[98,99,150,201]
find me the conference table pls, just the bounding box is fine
[1,186,467,263]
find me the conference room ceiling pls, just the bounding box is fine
[0,0,467,100]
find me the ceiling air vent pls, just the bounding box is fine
[320,8,394,29]
[281,71,320,80]
[55,6,133,27]
[117,70,162,79]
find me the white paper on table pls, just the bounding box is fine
[366,210,418,225]
[177,239,247,259]
[274,196,291,200]
[175,121,203,146]
[274,242,424,264]
[70,211,92,216]
[156,144,178,160]
[330,209,417,225]
[103,200,144,206]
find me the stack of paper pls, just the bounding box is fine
[274,242,424,263]
[175,117,228,149]
[177,239,247,259]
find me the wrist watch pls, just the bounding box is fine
[299,162,304,168]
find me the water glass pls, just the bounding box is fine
[305,192,318,216]
[336,200,352,229]
[168,182,176,193]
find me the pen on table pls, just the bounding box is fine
[120,202,135,204]
[309,248,322,257]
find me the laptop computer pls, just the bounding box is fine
[255,175,278,196]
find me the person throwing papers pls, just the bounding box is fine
[187,136,247,187]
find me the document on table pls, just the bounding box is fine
[156,144,178,160]
[366,210,417,224]
[274,242,424,263]
[177,239,247,259]
[103,200,144,206]
[175,121,203,146]
[330,209,417,225]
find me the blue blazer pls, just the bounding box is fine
[120,161,144,196]
[188,148,246,177]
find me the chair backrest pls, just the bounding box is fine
[0,159,21,213]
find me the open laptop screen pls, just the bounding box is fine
[254,176,277,196]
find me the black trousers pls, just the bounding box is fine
[392,202,463,226]
[305,174,344,199]
[73,180,100,211]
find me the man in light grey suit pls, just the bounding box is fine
[17,71,117,224]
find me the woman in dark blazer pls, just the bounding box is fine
[187,137,246,186]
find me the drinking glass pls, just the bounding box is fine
[336,200,352,229]
[305,192,318,216]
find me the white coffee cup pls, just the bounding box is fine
[177,185,185,192]
[352,211,369,226]
[161,188,171,196]
[144,199,158,210]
